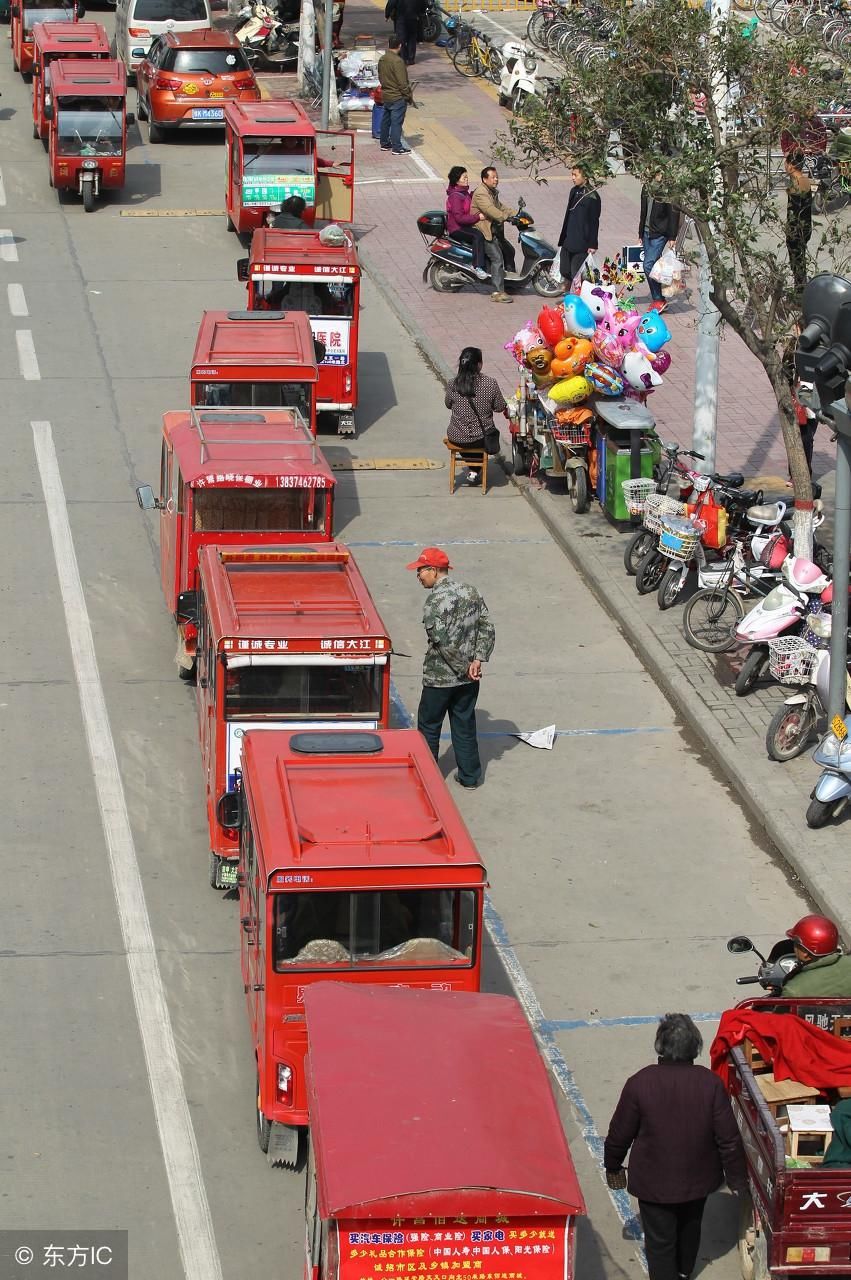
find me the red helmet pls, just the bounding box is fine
[786,914,839,956]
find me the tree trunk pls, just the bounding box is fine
[767,361,815,559]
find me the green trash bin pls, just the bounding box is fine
[594,400,658,521]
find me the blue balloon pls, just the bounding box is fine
[637,310,672,353]
[562,295,597,339]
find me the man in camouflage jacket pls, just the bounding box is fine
[407,547,496,788]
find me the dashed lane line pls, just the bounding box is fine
[8,284,28,317]
[16,331,40,381]
[0,230,19,262]
[32,421,223,1280]
[0,169,6,208]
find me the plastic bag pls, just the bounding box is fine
[649,247,686,286]
[578,252,601,287]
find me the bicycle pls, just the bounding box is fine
[682,539,791,653]
[453,28,503,82]
[622,439,705,576]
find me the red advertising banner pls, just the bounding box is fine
[338,1217,568,1280]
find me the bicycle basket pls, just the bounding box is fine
[768,636,819,684]
[658,515,706,562]
[621,477,657,517]
[643,493,687,534]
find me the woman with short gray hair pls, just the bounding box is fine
[604,1013,747,1280]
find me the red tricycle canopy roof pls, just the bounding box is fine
[163,408,335,489]
[304,984,586,1221]
[224,99,313,138]
[50,59,126,95]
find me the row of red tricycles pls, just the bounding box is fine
[12,5,128,212]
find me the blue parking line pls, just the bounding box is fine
[345,537,550,547]
[543,1013,723,1033]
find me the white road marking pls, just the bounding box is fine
[31,421,223,1280]
[16,331,40,380]
[408,148,441,182]
[0,229,19,262]
[8,284,28,316]
[0,169,7,207]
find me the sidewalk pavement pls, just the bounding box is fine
[336,3,851,925]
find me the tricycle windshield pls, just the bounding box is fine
[56,99,123,155]
[256,279,354,318]
[196,381,312,418]
[225,662,381,720]
[274,889,477,969]
[193,487,327,534]
[242,138,311,173]
[24,4,71,29]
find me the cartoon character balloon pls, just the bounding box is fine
[650,349,672,375]
[537,306,566,348]
[551,338,593,379]
[623,350,663,392]
[579,280,616,322]
[637,310,672,354]
[562,296,597,339]
[549,375,593,406]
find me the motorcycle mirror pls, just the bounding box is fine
[726,935,755,954]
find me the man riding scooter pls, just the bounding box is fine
[781,915,851,996]
[471,165,516,305]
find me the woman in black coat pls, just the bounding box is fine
[604,1013,747,1280]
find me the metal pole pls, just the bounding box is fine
[692,0,730,472]
[828,403,851,722]
[320,0,334,129]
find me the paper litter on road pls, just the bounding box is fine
[514,724,557,750]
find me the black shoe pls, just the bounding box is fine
[380,144,392,151]
[454,772,482,789]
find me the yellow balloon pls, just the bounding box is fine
[549,376,592,406]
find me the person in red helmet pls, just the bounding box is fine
[782,915,851,997]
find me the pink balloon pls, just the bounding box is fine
[651,350,672,374]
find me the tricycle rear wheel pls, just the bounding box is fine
[569,467,589,513]
[738,1188,769,1280]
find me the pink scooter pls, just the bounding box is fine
[733,555,831,696]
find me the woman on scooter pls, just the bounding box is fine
[445,346,509,485]
[445,167,489,281]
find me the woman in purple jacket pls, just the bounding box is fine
[445,166,489,279]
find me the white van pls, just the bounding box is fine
[112,0,211,78]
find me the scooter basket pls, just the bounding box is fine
[658,515,705,562]
[643,493,687,534]
[768,636,819,684]
[622,477,657,517]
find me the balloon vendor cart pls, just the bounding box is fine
[506,283,671,519]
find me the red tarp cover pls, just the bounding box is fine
[710,1009,851,1089]
[304,985,586,1221]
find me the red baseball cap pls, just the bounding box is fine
[406,546,452,571]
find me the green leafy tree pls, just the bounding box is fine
[499,0,849,552]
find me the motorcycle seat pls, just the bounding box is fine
[711,471,744,488]
[722,487,761,507]
[747,502,785,525]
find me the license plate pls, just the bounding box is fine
[219,861,238,886]
[833,715,848,741]
[192,106,224,120]
[209,91,224,98]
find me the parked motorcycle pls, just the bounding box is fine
[419,0,443,42]
[497,41,538,115]
[417,196,562,297]
[234,1,298,66]
[727,934,800,992]
[734,555,830,697]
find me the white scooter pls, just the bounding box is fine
[497,41,538,115]
[806,642,851,827]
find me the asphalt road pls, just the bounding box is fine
[0,18,815,1280]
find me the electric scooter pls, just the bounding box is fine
[497,41,538,114]
[417,197,562,297]
[733,554,830,696]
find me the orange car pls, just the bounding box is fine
[136,29,259,142]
